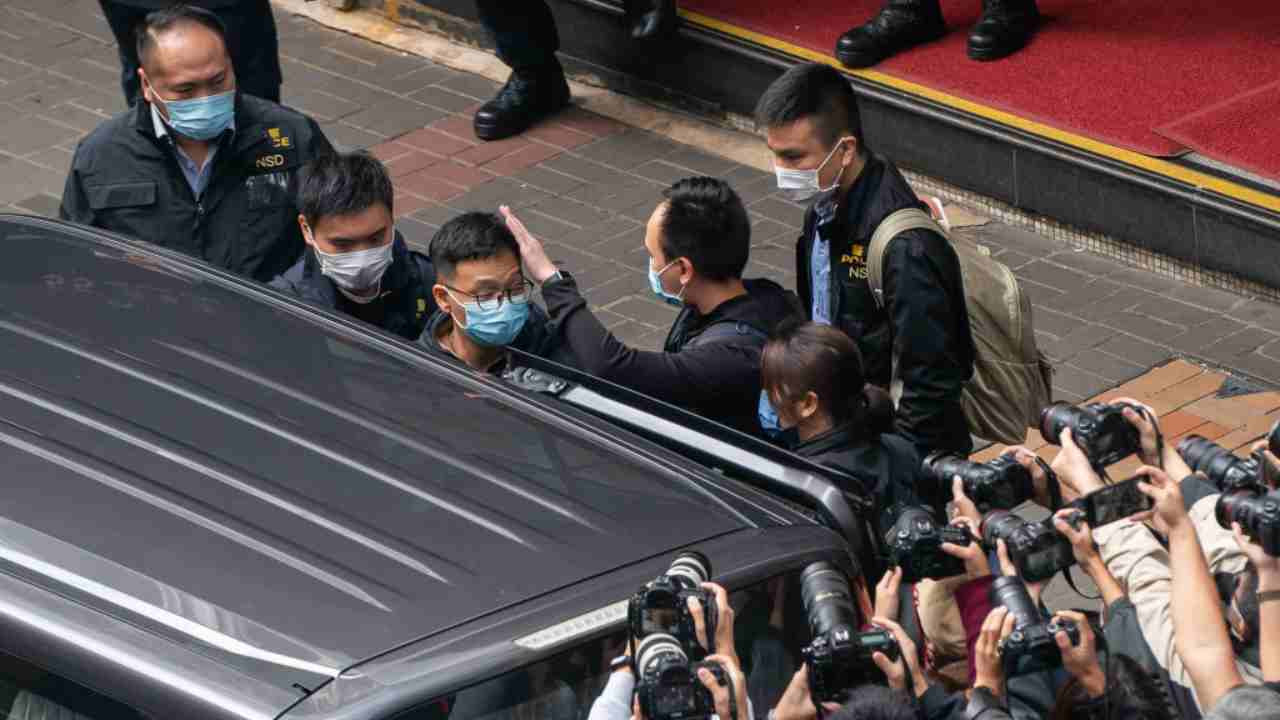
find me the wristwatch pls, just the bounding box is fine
[609,654,633,674]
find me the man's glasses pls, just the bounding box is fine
[444,278,533,310]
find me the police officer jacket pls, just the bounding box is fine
[269,233,435,341]
[60,93,333,283]
[542,274,802,437]
[796,154,974,457]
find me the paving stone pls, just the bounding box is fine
[397,171,468,202]
[319,121,384,151]
[1032,307,1080,339]
[408,86,480,114]
[1070,349,1147,384]
[557,217,640,250]
[1148,371,1227,414]
[1168,320,1264,360]
[524,122,598,151]
[1051,363,1114,401]
[482,142,562,176]
[751,216,797,246]
[34,103,108,134]
[385,150,441,179]
[1015,260,1094,295]
[0,156,63,205]
[342,96,445,138]
[377,65,458,95]
[1107,267,1182,296]
[1042,247,1125,277]
[1129,297,1219,329]
[509,165,586,196]
[974,222,1064,256]
[633,159,693,185]
[574,129,679,170]
[1228,299,1280,335]
[1096,310,1186,344]
[512,208,578,241]
[428,113,484,142]
[541,153,637,188]
[25,146,72,174]
[570,260,630,292]
[397,127,475,157]
[663,149,741,177]
[528,195,615,230]
[435,73,501,102]
[445,177,550,213]
[750,243,794,273]
[12,192,60,218]
[555,106,629,138]
[1108,359,1203,399]
[395,216,437,249]
[731,173,784,205]
[989,248,1034,270]
[564,177,663,214]
[1164,283,1248,314]
[584,273,646,307]
[1231,352,1280,386]
[409,201,462,229]
[589,225,648,259]
[284,88,362,123]
[0,112,80,156]
[749,196,804,225]
[610,319,662,348]
[1092,333,1173,367]
[1041,322,1116,362]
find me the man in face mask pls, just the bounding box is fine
[60,4,334,283]
[420,212,560,374]
[504,177,803,438]
[755,63,975,458]
[268,152,434,341]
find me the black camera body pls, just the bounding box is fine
[799,562,896,702]
[1216,490,1280,556]
[1074,477,1155,528]
[982,510,1083,583]
[923,452,1034,513]
[634,634,726,720]
[884,507,971,583]
[629,552,717,659]
[1041,402,1141,467]
[1179,435,1272,496]
[990,576,1080,676]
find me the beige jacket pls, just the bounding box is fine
[1094,493,1263,710]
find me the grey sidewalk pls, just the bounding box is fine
[5,0,1280,398]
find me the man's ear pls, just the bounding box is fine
[798,390,821,421]
[431,284,453,315]
[298,215,313,246]
[840,136,859,169]
[676,256,696,286]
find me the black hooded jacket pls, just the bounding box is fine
[791,422,923,536]
[797,155,974,456]
[268,232,434,341]
[541,275,803,437]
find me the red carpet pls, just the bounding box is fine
[681,0,1280,182]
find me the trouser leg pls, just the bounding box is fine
[474,0,561,72]
[98,0,147,106]
[219,0,283,103]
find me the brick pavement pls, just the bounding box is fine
[6,0,1280,415]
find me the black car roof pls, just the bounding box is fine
[0,216,810,715]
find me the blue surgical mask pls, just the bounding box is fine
[447,290,530,347]
[153,87,236,141]
[758,390,782,438]
[648,258,686,306]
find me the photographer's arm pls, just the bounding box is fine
[587,669,636,720]
[1052,510,1125,607]
[1232,525,1280,681]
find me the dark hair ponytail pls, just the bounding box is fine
[762,321,892,439]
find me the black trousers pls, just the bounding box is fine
[99,0,283,106]
[474,0,560,72]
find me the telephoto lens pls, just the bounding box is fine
[922,452,1034,512]
[1179,435,1267,495]
[1216,490,1280,556]
[989,575,1079,676]
[628,551,717,659]
[634,634,718,720]
[799,562,897,702]
[800,562,859,641]
[1039,402,1141,467]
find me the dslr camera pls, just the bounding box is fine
[1216,490,1280,556]
[990,575,1080,676]
[799,562,899,702]
[629,552,717,658]
[633,633,728,720]
[922,452,1035,513]
[884,507,972,583]
[982,510,1084,583]
[1179,424,1280,496]
[1040,401,1142,467]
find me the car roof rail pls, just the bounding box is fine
[503,350,878,569]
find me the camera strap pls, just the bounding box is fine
[1036,457,1064,510]
[1061,565,1101,601]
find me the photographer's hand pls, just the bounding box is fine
[996,539,1046,607]
[1113,397,1162,468]
[949,476,982,527]
[1004,446,1055,508]
[1131,464,1188,536]
[1232,523,1280,681]
[870,616,929,699]
[1051,429,1105,499]
[771,666,840,720]
[696,654,748,720]
[1249,439,1280,491]
[973,607,1013,698]
[1053,510,1125,606]
[500,205,559,285]
[690,583,738,667]
[941,517,991,579]
[1053,610,1104,698]
[874,566,903,621]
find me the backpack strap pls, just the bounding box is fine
[866,208,949,310]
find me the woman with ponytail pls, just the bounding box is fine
[761,320,924,534]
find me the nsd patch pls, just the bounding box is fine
[842,244,869,280]
[255,153,286,170]
[267,127,292,149]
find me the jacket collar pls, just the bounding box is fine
[791,421,862,456]
[811,154,885,247]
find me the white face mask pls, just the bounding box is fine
[774,137,853,203]
[313,241,394,301]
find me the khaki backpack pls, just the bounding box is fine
[866,207,1053,446]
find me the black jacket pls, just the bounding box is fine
[797,155,974,456]
[542,275,803,437]
[791,422,922,536]
[60,94,333,282]
[268,233,435,341]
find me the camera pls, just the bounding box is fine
[990,575,1080,676]
[629,552,717,659]
[1216,490,1280,556]
[1040,402,1141,467]
[633,634,727,720]
[922,452,1034,513]
[1179,435,1272,496]
[884,507,972,583]
[798,562,898,701]
[981,510,1083,583]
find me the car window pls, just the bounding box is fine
[392,571,809,720]
[0,652,148,719]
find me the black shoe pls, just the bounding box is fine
[473,63,571,142]
[624,0,677,41]
[835,0,946,68]
[967,0,1039,61]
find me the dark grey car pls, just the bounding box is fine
[0,215,870,720]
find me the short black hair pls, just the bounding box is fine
[755,63,865,152]
[136,5,228,72]
[430,212,519,279]
[829,686,917,720]
[658,177,750,282]
[297,151,395,227]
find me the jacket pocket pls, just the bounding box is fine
[86,181,157,210]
